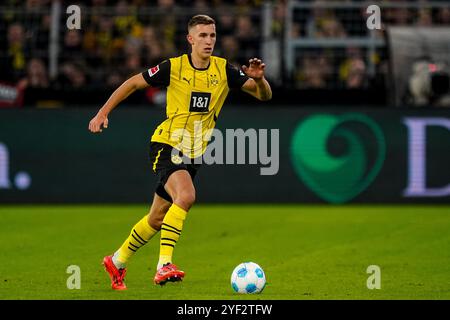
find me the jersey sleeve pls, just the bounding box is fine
[141,60,171,87]
[226,62,249,89]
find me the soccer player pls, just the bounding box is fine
[88,14,272,290]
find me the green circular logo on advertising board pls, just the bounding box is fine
[290,113,386,203]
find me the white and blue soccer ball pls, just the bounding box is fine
[230,262,266,294]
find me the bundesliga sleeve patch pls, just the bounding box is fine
[148,65,160,77]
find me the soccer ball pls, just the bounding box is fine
[230,262,266,294]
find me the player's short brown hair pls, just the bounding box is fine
[188,15,215,31]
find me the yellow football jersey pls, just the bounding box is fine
[142,54,248,158]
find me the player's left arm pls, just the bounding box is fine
[241,58,272,101]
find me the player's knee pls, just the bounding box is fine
[148,204,171,230]
[174,189,196,211]
[149,214,163,230]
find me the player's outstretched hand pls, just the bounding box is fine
[242,58,266,80]
[88,112,109,133]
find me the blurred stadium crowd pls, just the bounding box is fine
[1,0,450,107]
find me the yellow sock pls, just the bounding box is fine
[113,214,158,268]
[157,204,187,269]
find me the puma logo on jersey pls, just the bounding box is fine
[183,77,192,85]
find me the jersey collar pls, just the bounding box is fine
[188,54,210,71]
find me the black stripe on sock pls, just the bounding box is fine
[161,237,177,243]
[161,243,175,248]
[127,246,137,252]
[162,223,182,233]
[133,229,148,243]
[161,227,181,236]
[129,242,140,249]
[132,233,146,246]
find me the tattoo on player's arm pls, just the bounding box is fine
[256,79,272,101]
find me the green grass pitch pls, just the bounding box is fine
[0,205,449,300]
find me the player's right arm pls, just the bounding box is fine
[88,73,149,133]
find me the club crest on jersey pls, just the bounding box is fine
[209,74,219,86]
[148,65,159,77]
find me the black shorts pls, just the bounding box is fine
[149,142,201,203]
